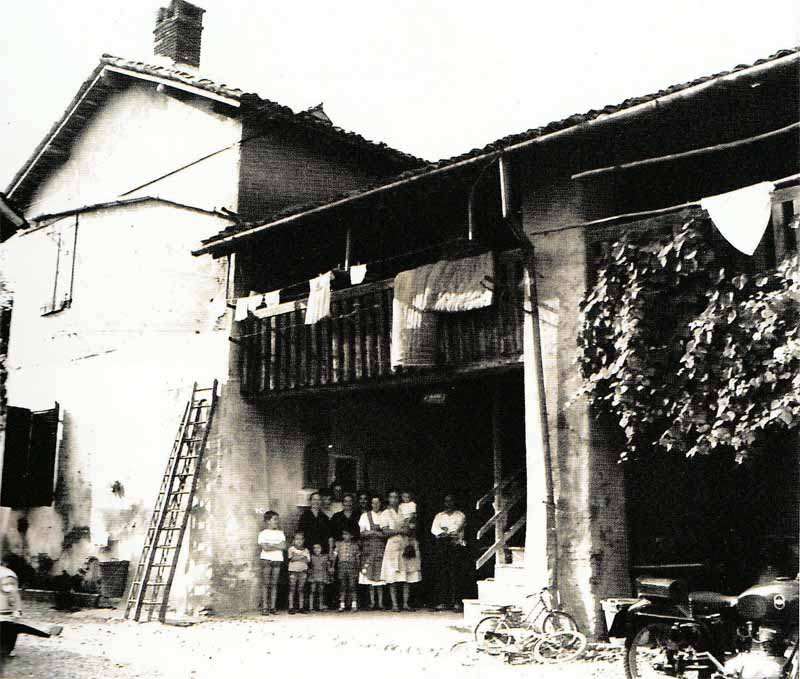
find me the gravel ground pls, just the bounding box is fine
[2,602,625,679]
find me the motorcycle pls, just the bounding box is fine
[607,575,798,679]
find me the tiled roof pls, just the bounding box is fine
[6,54,423,204]
[198,46,800,252]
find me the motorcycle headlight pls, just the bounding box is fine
[1,577,18,593]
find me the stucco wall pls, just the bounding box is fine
[0,201,231,583]
[25,79,241,217]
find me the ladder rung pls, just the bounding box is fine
[194,387,215,392]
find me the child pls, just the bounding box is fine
[308,543,331,611]
[399,491,417,532]
[257,511,286,615]
[334,528,361,611]
[287,532,310,614]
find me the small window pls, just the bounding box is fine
[770,187,799,262]
[41,217,78,315]
[1,403,61,507]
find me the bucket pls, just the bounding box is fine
[99,561,130,598]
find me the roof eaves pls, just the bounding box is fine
[24,197,231,233]
[196,46,800,253]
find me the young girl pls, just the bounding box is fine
[257,511,286,615]
[334,528,361,611]
[287,533,310,614]
[308,543,331,611]
[399,491,417,532]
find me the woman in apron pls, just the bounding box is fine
[358,494,386,609]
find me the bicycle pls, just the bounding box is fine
[451,588,585,667]
[473,587,577,651]
[451,627,587,666]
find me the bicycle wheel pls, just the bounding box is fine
[541,610,579,634]
[449,640,482,667]
[474,616,511,654]
[532,630,587,664]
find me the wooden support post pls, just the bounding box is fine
[492,383,507,565]
[522,249,558,593]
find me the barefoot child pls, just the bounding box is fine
[257,511,286,615]
[287,533,310,614]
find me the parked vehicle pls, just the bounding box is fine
[0,566,63,657]
[607,575,798,679]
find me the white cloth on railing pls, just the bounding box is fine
[390,252,494,368]
[234,290,280,321]
[350,263,367,285]
[700,181,774,256]
[305,271,333,325]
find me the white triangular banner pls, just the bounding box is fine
[700,181,774,256]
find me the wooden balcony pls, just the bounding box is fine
[238,250,526,396]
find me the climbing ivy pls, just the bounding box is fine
[577,214,799,463]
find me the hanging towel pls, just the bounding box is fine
[251,290,281,318]
[305,271,333,325]
[700,182,774,256]
[234,290,281,321]
[350,263,368,285]
[390,297,439,368]
[390,252,494,368]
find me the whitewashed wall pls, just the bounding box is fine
[0,201,231,579]
[25,79,241,217]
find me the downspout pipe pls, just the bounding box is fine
[499,154,560,598]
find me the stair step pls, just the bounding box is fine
[477,578,528,606]
[494,563,529,586]
[509,546,525,565]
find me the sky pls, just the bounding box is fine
[1,0,798,189]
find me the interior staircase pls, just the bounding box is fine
[463,546,528,628]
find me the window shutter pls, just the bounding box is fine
[28,404,60,506]
[0,403,59,507]
[1,406,32,507]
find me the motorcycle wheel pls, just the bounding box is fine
[474,616,511,654]
[625,622,689,679]
[532,630,587,663]
[541,611,579,634]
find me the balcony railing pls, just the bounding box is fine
[238,250,526,396]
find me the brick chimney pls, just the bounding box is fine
[153,0,205,69]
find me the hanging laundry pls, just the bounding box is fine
[251,290,281,318]
[305,271,332,325]
[350,263,368,285]
[390,297,439,368]
[234,290,280,321]
[390,252,494,368]
[700,181,774,256]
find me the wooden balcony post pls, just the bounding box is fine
[492,383,507,565]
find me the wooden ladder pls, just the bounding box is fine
[125,381,218,622]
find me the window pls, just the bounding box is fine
[770,186,799,262]
[1,403,61,507]
[328,452,362,491]
[41,216,78,315]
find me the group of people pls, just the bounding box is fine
[257,487,469,615]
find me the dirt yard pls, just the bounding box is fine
[2,602,625,679]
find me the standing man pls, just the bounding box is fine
[430,494,467,612]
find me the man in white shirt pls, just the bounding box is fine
[430,494,468,612]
